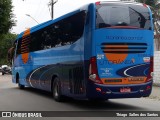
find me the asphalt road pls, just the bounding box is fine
[0,74,160,120]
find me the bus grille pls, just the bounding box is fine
[69,67,84,94]
[101,43,147,54]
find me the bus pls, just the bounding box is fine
[12,1,154,102]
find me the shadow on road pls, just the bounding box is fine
[11,86,144,111]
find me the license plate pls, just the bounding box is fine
[120,88,131,93]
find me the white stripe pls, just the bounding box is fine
[38,66,56,88]
[124,64,146,77]
[28,66,47,87]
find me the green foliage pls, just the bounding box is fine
[137,0,159,23]
[137,0,158,8]
[0,0,16,65]
[0,0,15,35]
[0,33,17,65]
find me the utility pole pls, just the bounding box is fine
[50,0,58,19]
[51,0,54,19]
[23,0,58,19]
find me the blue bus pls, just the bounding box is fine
[12,1,154,101]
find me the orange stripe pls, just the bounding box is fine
[21,28,30,64]
[104,45,128,64]
[101,77,147,85]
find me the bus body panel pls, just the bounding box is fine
[13,37,85,96]
[12,1,154,101]
[94,29,153,81]
[86,29,153,99]
[85,2,154,99]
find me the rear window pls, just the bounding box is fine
[96,3,151,30]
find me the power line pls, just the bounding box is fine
[22,0,58,20]
[34,0,45,19]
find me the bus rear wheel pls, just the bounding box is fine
[52,77,63,102]
[88,98,107,103]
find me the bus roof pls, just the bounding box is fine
[16,1,147,40]
[95,1,146,6]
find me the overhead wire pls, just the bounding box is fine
[33,0,43,19]
[34,0,51,22]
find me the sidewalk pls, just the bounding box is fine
[153,82,160,87]
[148,85,160,101]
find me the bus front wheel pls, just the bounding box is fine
[16,74,25,89]
[18,83,25,89]
[52,77,63,102]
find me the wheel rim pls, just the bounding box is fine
[54,81,59,98]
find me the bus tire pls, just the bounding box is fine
[88,98,107,103]
[18,83,25,89]
[17,74,25,89]
[52,77,63,102]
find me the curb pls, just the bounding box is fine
[153,82,160,87]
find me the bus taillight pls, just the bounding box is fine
[146,56,153,82]
[89,57,103,84]
[95,1,100,5]
[143,4,147,8]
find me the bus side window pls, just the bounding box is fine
[14,41,18,57]
[29,11,86,51]
[42,30,52,49]
[65,11,86,45]
[85,11,90,25]
[16,39,21,55]
[30,29,44,52]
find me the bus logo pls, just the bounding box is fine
[143,57,150,63]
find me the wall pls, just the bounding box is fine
[154,51,160,85]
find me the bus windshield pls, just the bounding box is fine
[96,3,151,30]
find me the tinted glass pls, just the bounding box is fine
[16,11,86,55]
[96,3,151,30]
[29,11,86,52]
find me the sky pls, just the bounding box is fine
[11,0,100,34]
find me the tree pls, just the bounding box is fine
[0,33,17,65]
[0,0,15,35]
[138,0,160,50]
[137,0,158,8]
[0,0,16,65]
